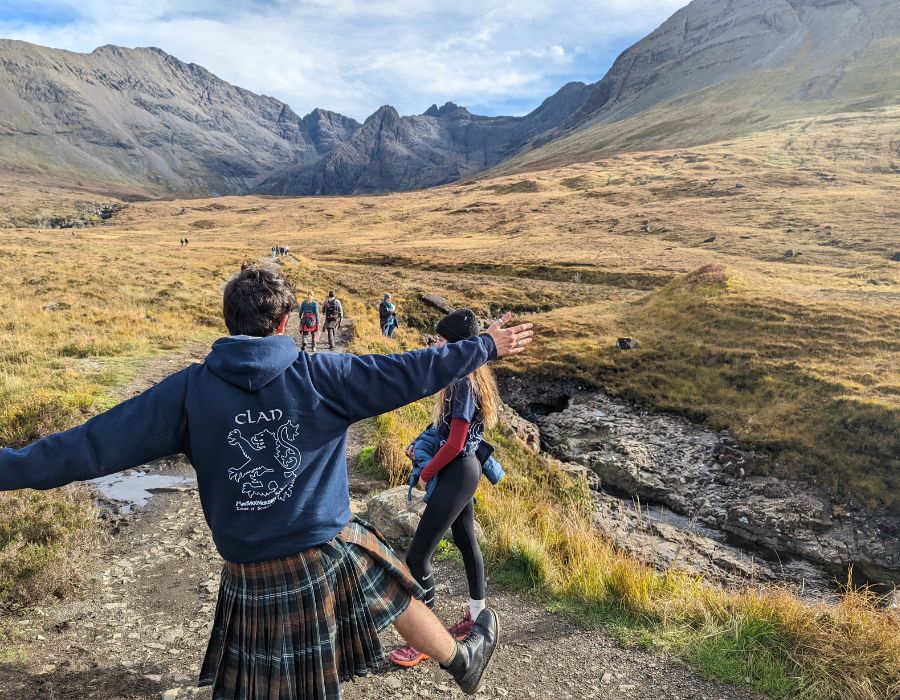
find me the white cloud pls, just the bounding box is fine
[0,0,688,120]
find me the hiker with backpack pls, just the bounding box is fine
[0,263,535,699]
[390,309,501,669]
[379,293,398,338]
[298,290,320,352]
[322,291,344,350]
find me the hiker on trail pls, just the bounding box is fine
[298,290,321,352]
[379,293,398,338]
[389,309,500,669]
[0,263,533,699]
[272,246,277,259]
[322,290,344,350]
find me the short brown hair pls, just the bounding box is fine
[223,264,295,336]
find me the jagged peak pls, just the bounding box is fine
[303,107,360,126]
[423,101,471,118]
[364,104,401,125]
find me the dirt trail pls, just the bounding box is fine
[0,312,759,700]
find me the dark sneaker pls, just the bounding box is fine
[443,608,499,694]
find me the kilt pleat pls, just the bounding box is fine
[199,517,423,700]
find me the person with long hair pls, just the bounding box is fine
[390,308,500,668]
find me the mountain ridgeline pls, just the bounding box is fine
[0,0,897,196]
[0,39,590,196]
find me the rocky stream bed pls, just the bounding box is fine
[498,375,900,598]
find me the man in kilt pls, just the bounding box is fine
[0,263,534,699]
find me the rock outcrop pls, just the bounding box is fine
[499,375,900,587]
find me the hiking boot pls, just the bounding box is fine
[389,644,429,668]
[443,608,498,694]
[447,610,474,640]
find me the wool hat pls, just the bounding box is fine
[436,308,480,343]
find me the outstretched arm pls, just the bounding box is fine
[337,313,533,423]
[0,369,191,491]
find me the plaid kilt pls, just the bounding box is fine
[199,517,424,700]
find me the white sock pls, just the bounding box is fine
[469,598,486,619]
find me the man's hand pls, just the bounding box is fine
[486,312,534,357]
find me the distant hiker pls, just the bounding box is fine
[380,293,398,338]
[272,246,277,259]
[0,263,535,698]
[298,290,321,352]
[185,237,189,246]
[390,309,502,669]
[322,290,344,350]
[180,238,185,247]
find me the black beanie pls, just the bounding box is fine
[436,308,480,343]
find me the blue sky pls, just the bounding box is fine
[0,0,689,120]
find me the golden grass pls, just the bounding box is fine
[0,108,896,695]
[346,305,900,700]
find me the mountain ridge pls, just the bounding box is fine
[0,39,591,196]
[1,0,898,196]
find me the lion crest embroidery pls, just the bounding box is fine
[227,421,301,505]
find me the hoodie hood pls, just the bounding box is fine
[205,335,298,391]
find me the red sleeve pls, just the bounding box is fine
[420,418,469,482]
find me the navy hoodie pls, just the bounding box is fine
[0,334,497,562]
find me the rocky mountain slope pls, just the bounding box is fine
[0,41,357,195]
[511,0,900,168]
[258,82,592,195]
[0,40,590,196]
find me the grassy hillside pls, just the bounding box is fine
[345,289,899,700]
[497,36,900,174]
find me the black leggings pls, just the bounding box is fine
[405,454,484,607]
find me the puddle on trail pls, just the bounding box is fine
[91,469,196,513]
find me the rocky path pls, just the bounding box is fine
[0,315,760,700]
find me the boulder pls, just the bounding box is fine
[702,235,717,243]
[420,293,453,314]
[617,337,640,350]
[890,252,900,262]
[366,486,426,539]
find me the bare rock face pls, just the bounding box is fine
[498,402,542,453]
